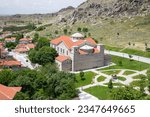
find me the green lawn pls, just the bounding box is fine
[117,76,126,81]
[122,48,150,58]
[133,75,143,79]
[100,56,149,71]
[75,72,96,88]
[104,83,125,87]
[97,76,106,82]
[123,71,136,75]
[101,70,121,75]
[84,86,114,100]
[130,80,148,87]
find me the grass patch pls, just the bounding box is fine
[75,72,96,88]
[101,70,121,75]
[117,76,126,81]
[104,83,125,87]
[122,48,150,58]
[123,71,136,75]
[84,86,114,100]
[130,80,148,87]
[132,75,144,79]
[97,76,106,82]
[100,56,149,71]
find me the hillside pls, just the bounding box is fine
[0,0,150,50]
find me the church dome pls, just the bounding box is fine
[71,33,84,38]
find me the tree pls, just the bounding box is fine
[108,79,113,90]
[35,37,50,50]
[111,86,144,100]
[147,69,150,92]
[80,71,85,80]
[77,27,82,32]
[139,75,146,93]
[29,46,58,65]
[82,28,88,33]
[5,42,17,50]
[118,60,123,66]
[55,30,59,34]
[63,29,68,35]
[33,33,39,43]
[0,69,13,85]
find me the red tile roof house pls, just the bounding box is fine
[5,37,16,43]
[14,43,35,53]
[19,38,32,44]
[0,42,8,58]
[0,84,22,100]
[0,60,22,70]
[51,33,106,72]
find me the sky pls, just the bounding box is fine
[0,0,86,15]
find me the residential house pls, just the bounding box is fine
[5,37,16,43]
[50,33,108,72]
[19,38,32,44]
[0,60,22,69]
[0,42,8,58]
[0,84,22,100]
[14,43,35,53]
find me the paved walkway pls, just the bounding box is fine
[105,50,150,64]
[9,52,34,69]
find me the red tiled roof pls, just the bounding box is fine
[0,84,22,100]
[56,55,71,62]
[79,50,88,55]
[51,36,96,49]
[5,37,16,41]
[26,44,35,49]
[0,60,21,66]
[14,48,29,53]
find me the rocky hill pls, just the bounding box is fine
[66,0,150,23]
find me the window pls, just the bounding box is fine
[61,48,62,53]
[66,51,69,55]
[63,49,65,53]
[57,47,59,51]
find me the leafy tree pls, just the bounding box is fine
[5,42,17,50]
[108,79,113,90]
[80,71,85,80]
[147,69,150,92]
[14,92,29,100]
[139,75,146,93]
[0,69,13,85]
[55,30,59,34]
[111,86,144,100]
[33,33,39,43]
[118,60,123,66]
[77,27,82,32]
[29,46,58,65]
[63,29,68,35]
[35,37,50,50]
[82,28,88,33]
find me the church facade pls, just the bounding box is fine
[50,33,106,72]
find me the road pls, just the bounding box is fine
[105,50,150,64]
[9,52,34,69]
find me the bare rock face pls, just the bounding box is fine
[68,0,150,23]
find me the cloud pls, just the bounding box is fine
[0,0,86,15]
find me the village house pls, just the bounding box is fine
[50,33,108,72]
[0,42,8,58]
[5,37,16,43]
[0,60,22,70]
[14,43,35,53]
[0,84,22,100]
[19,38,32,44]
